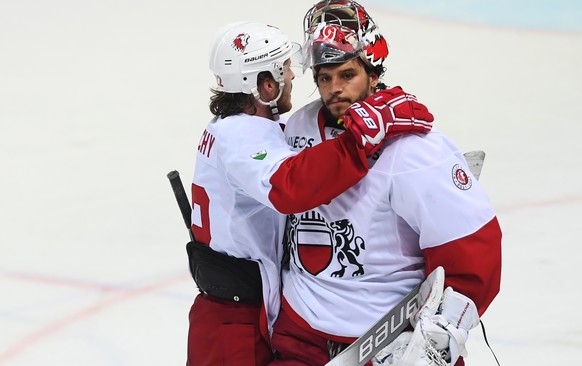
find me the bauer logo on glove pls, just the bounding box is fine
[340,87,434,156]
[349,101,382,129]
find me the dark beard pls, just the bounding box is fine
[322,86,372,128]
[322,106,344,129]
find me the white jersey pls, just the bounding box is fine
[282,99,499,339]
[191,112,369,334]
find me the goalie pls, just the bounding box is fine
[269,2,502,365]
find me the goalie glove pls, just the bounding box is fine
[339,87,434,156]
[431,287,480,365]
[373,267,445,366]
[373,269,480,366]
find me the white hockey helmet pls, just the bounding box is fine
[209,21,300,94]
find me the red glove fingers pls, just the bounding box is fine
[340,87,434,156]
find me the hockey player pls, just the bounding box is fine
[186,21,435,365]
[269,1,502,365]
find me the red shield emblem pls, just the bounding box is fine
[297,227,333,276]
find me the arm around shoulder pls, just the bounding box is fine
[268,131,369,214]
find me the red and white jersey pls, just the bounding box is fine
[191,112,369,334]
[282,100,502,341]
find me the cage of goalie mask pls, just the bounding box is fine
[303,0,389,71]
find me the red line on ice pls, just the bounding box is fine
[0,272,190,364]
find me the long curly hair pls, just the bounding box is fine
[209,71,272,118]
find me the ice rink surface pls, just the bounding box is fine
[1,0,581,364]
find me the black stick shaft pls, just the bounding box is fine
[167,170,194,241]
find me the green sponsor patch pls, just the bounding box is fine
[251,150,267,160]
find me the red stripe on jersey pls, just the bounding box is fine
[423,217,502,316]
[280,297,358,345]
[268,131,368,214]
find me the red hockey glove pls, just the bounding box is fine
[339,87,434,156]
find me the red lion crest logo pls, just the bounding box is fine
[232,33,250,52]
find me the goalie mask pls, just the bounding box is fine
[304,23,364,69]
[303,0,388,72]
[209,21,301,94]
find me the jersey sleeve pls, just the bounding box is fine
[423,217,502,315]
[388,133,502,315]
[219,117,368,214]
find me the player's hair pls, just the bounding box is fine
[209,71,273,118]
[313,58,386,91]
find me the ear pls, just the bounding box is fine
[369,73,379,89]
[265,78,277,91]
[259,77,278,100]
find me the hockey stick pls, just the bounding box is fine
[325,151,485,366]
[463,150,485,180]
[167,170,194,241]
[326,282,421,366]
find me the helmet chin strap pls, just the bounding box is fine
[251,80,285,121]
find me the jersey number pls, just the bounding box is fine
[191,184,211,244]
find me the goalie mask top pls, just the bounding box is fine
[303,0,389,72]
[209,21,301,94]
[306,24,364,69]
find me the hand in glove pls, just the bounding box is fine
[339,87,434,156]
[373,268,479,366]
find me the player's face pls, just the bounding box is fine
[276,59,295,114]
[316,58,378,119]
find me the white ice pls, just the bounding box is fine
[1,1,581,365]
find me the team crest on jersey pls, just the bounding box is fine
[232,33,250,52]
[250,150,267,160]
[285,212,365,277]
[452,164,472,190]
